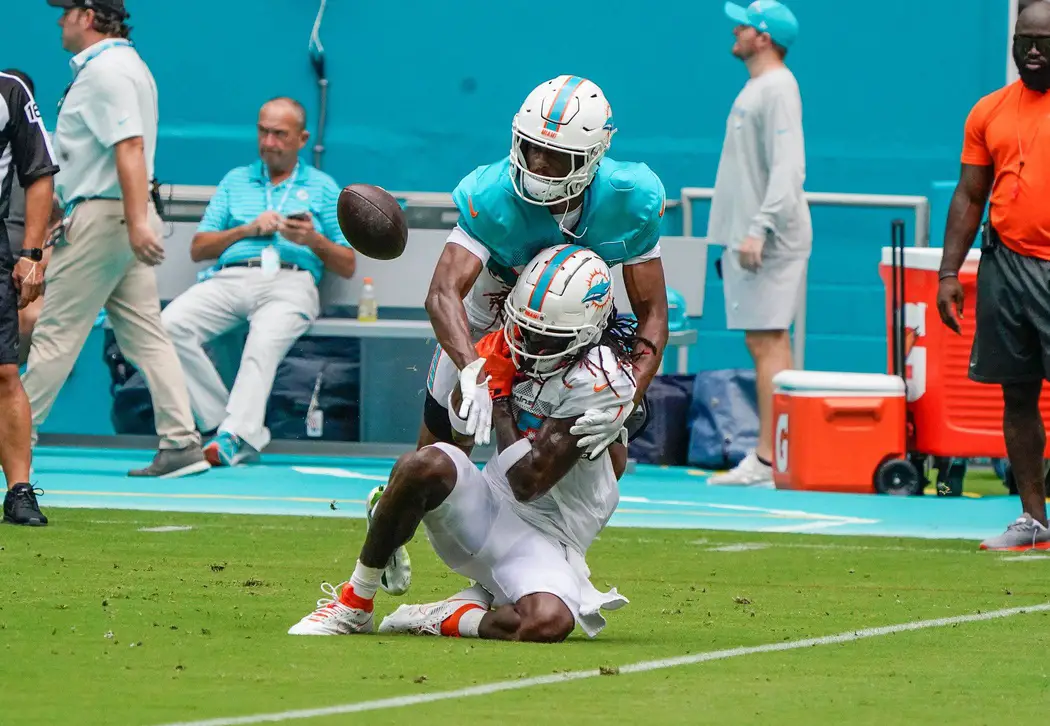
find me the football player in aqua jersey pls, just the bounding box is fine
[365,76,670,598]
[424,75,668,450]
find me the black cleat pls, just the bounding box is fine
[3,484,48,526]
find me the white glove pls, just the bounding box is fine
[570,402,634,460]
[458,358,493,446]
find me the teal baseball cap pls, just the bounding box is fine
[724,1,799,48]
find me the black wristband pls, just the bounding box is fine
[19,248,43,262]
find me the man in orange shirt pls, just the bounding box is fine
[938,1,1050,551]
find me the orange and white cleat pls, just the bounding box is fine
[287,582,374,635]
[379,584,492,636]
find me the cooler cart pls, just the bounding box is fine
[879,220,1050,496]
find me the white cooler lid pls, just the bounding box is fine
[879,246,981,271]
[773,370,906,395]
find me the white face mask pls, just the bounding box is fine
[521,173,571,204]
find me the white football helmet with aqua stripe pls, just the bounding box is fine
[510,75,616,206]
[503,244,615,378]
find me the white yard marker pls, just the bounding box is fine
[707,543,771,552]
[157,602,1050,726]
[689,539,970,555]
[1001,554,1050,562]
[291,466,388,482]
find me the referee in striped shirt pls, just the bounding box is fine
[1,69,58,526]
[161,97,355,468]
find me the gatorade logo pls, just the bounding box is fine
[775,413,789,473]
[903,302,927,403]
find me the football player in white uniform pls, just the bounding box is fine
[289,245,640,641]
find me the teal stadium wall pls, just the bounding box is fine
[2,0,1009,436]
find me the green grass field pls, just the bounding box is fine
[3,492,1049,726]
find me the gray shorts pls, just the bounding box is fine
[969,241,1050,384]
[721,249,808,331]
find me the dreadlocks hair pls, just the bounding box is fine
[575,307,656,394]
[525,306,656,405]
[92,10,132,39]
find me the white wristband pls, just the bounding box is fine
[497,438,532,472]
[447,391,471,436]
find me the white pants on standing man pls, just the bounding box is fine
[162,266,319,456]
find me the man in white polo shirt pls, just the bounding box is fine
[23,0,209,478]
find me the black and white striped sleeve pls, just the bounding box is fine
[1,76,59,186]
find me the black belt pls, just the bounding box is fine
[220,259,302,272]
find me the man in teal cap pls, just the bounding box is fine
[723,0,799,57]
[708,0,811,486]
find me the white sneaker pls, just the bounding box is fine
[367,485,412,596]
[708,450,774,487]
[378,588,490,636]
[287,582,374,635]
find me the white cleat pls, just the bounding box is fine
[707,450,774,487]
[379,591,490,636]
[367,485,412,595]
[287,582,374,635]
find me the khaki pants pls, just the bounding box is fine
[21,199,198,450]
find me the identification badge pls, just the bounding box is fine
[306,408,324,438]
[260,245,280,277]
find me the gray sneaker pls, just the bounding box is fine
[979,514,1050,551]
[128,445,211,479]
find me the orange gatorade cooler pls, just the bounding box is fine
[772,370,912,494]
[877,247,1050,458]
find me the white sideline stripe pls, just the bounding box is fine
[686,539,969,555]
[758,520,855,533]
[156,602,1050,726]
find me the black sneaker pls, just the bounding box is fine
[3,484,48,526]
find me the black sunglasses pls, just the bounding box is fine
[1015,34,1050,57]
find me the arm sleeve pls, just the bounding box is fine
[747,84,807,241]
[960,101,992,166]
[80,72,144,147]
[625,242,661,266]
[196,175,233,233]
[447,224,491,265]
[4,80,59,186]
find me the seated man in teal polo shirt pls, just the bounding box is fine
[162,97,356,466]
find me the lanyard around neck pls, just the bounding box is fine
[265,163,302,215]
[58,39,134,114]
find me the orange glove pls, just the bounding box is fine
[475,331,516,400]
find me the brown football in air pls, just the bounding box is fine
[337,184,408,260]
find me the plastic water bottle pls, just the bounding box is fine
[358,277,378,322]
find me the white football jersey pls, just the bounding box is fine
[486,344,637,557]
